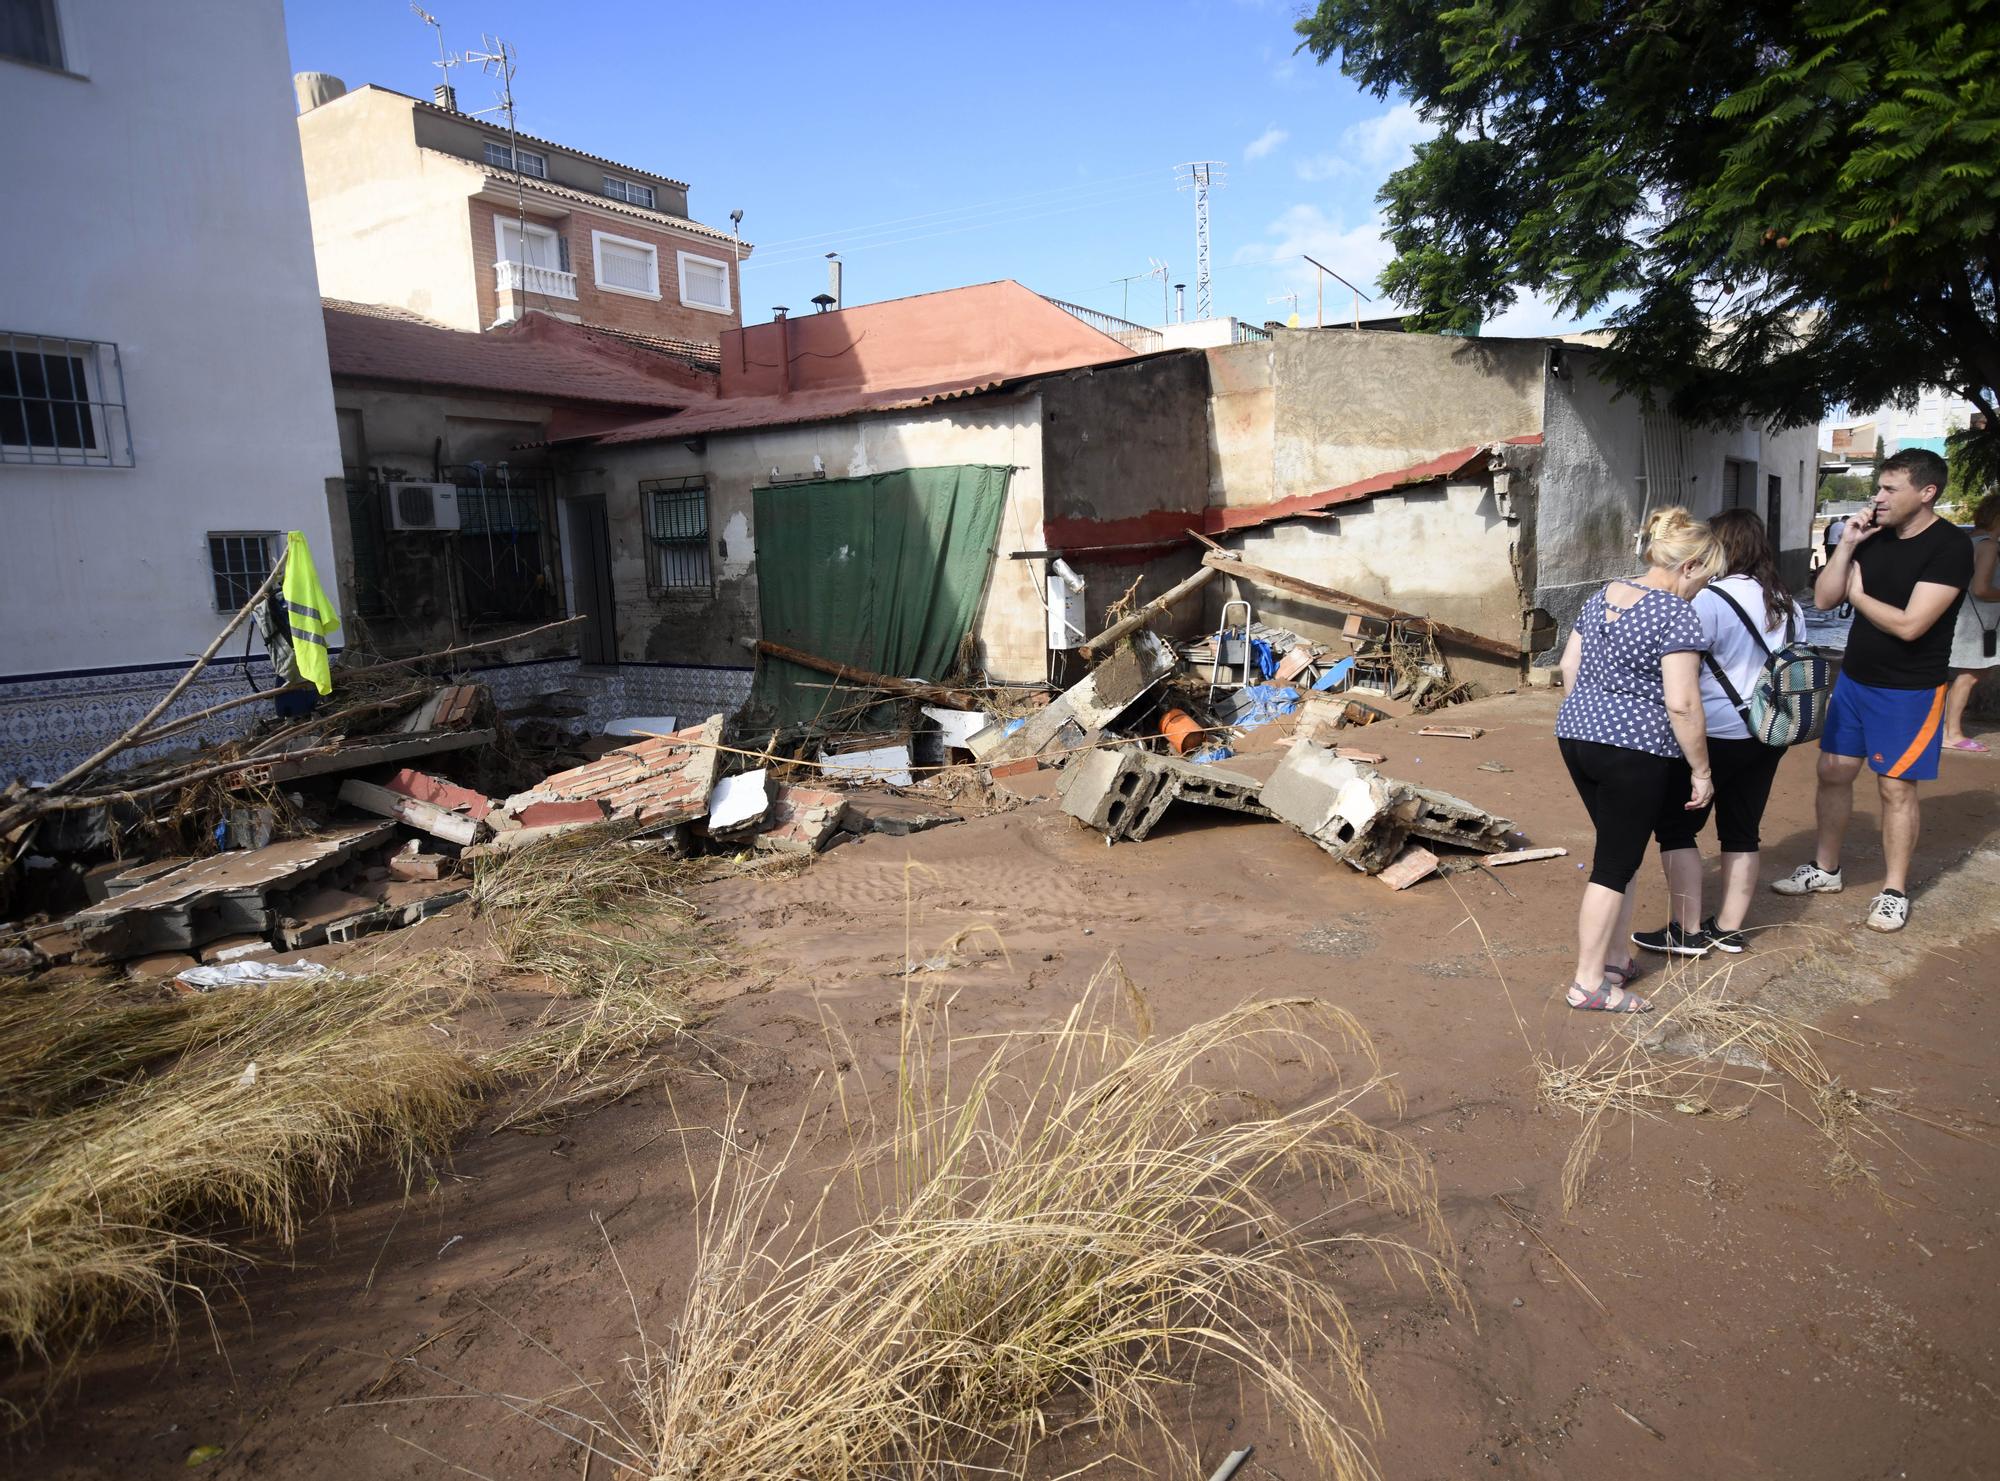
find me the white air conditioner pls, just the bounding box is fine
[387,481,461,532]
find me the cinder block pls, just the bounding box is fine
[1259,741,1406,868]
[1058,747,1166,840]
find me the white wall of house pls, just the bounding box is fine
[0,0,344,684]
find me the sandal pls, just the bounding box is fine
[1602,957,1646,984]
[1944,738,1990,753]
[1567,980,1653,1013]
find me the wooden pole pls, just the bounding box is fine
[1198,550,1522,662]
[753,640,984,707]
[1075,563,1218,658]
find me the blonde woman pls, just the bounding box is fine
[1943,492,2000,752]
[1555,508,1725,1012]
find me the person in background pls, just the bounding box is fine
[1774,449,1974,931]
[1942,491,2000,752]
[1554,507,1724,1012]
[1634,510,1808,957]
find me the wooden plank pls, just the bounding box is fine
[1199,551,1522,663]
[1075,564,1218,658]
[753,640,983,707]
[1479,846,1568,867]
[1417,724,1485,739]
[338,779,481,846]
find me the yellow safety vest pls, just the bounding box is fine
[281,530,340,695]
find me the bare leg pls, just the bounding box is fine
[1943,670,1979,746]
[1715,851,1758,932]
[1815,752,1864,873]
[1660,847,1703,931]
[1877,774,1922,894]
[1573,883,1633,992]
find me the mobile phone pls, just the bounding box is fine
[1985,626,1997,659]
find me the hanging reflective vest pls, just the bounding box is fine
[280,530,340,695]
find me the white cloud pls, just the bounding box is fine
[1243,125,1289,162]
[1295,101,1433,182]
[1231,203,1399,319]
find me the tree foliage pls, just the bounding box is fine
[1297,0,2000,474]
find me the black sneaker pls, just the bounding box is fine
[1702,917,1747,954]
[1632,921,1714,957]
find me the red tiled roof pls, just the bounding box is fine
[322,302,717,410]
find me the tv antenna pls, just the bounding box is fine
[1267,290,1301,326]
[410,5,460,106]
[1145,257,1171,326]
[1174,162,1225,320]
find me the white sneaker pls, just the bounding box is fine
[1865,892,1909,932]
[1771,861,1844,896]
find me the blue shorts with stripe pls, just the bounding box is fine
[1820,674,1947,781]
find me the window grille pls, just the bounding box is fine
[1,0,63,68]
[603,175,656,209]
[642,477,711,591]
[208,532,276,612]
[2,334,133,466]
[483,141,546,178]
[456,485,541,533]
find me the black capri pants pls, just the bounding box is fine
[1558,737,1684,891]
[1655,736,1785,853]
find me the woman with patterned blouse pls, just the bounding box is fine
[1554,507,1726,1012]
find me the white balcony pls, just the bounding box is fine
[495,259,578,301]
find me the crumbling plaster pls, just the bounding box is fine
[580,397,1049,682]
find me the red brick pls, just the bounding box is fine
[384,768,492,820]
[514,799,610,829]
[988,758,1040,779]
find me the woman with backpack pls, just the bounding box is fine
[1634,509,1810,957]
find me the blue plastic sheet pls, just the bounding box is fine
[1219,684,1300,731]
[1313,656,1356,691]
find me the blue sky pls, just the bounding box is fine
[283,0,1586,335]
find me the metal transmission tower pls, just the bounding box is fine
[1174,162,1225,320]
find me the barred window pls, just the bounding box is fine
[2,334,133,467]
[208,532,276,612]
[641,477,711,592]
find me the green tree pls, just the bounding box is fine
[1297,1,2000,478]
[1818,471,1872,506]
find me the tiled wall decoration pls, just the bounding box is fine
[0,660,757,786]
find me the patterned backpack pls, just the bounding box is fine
[1701,587,1833,747]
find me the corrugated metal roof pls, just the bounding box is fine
[579,377,1010,444]
[1205,435,1544,534]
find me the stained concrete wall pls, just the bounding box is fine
[1532,360,1819,647]
[1207,330,1548,508]
[578,397,1049,683]
[1038,354,1213,652]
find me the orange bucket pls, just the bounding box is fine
[1160,708,1203,755]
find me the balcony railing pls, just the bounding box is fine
[495,259,578,301]
[1041,297,1165,354]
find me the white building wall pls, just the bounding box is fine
[0,0,344,778]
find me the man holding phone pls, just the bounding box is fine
[1772,449,1974,931]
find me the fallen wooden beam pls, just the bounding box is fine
[753,640,983,707]
[338,779,482,846]
[1076,563,1218,658]
[1479,846,1567,867]
[1196,549,1522,663]
[1417,724,1485,739]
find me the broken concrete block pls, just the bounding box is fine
[1123,754,1272,842]
[1259,741,1409,872]
[986,632,1177,764]
[1402,783,1514,853]
[1058,747,1167,841]
[707,770,772,833]
[388,852,449,882]
[339,779,483,846]
[384,768,493,820]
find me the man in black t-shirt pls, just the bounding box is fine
[1772,449,1974,932]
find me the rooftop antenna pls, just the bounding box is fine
[1267,289,1301,327]
[1145,256,1170,327]
[1174,162,1225,320]
[455,34,534,319]
[410,4,459,109]
[1302,253,1371,329]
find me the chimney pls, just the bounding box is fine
[1175,283,1186,323]
[434,82,459,111]
[293,71,347,113]
[825,253,843,311]
[772,308,792,397]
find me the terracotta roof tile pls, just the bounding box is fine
[323,301,717,410]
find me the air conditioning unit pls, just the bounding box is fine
[387,481,461,532]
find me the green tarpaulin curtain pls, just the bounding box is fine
[748,464,1012,732]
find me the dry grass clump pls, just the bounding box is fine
[570,969,1462,1481]
[1536,969,1899,1208]
[0,969,483,1382]
[471,827,721,1119]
